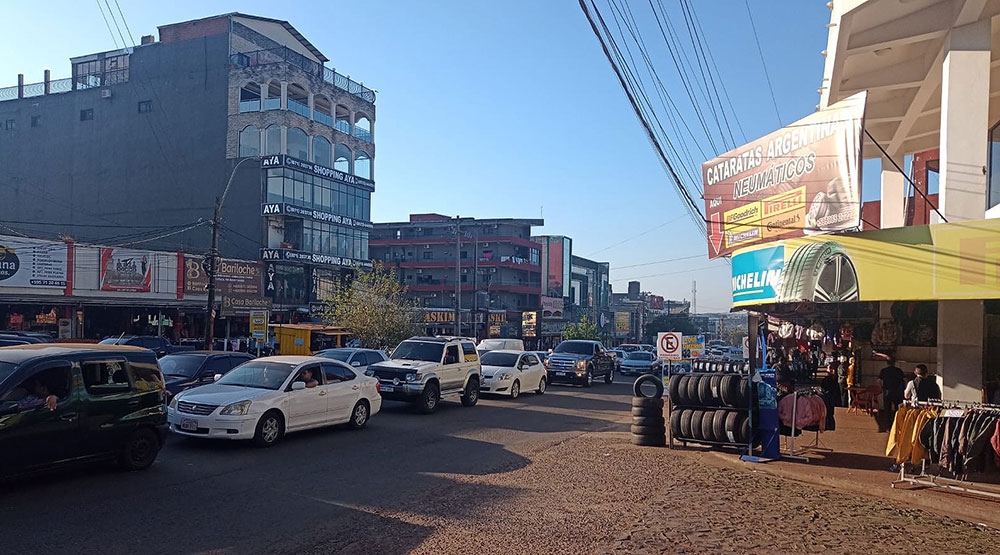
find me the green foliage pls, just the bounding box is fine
[564,315,600,341]
[645,314,698,339]
[321,263,420,350]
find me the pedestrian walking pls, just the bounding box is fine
[878,356,905,432]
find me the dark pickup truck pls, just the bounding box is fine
[99,335,195,358]
[545,340,616,387]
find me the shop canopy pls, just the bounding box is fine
[731,218,1000,309]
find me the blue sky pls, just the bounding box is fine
[2,1,845,313]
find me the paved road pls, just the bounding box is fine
[0,376,637,555]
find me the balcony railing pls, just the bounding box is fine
[314,111,334,126]
[239,99,260,113]
[263,97,280,111]
[288,98,310,118]
[335,119,352,134]
[231,47,376,104]
[0,74,113,104]
[354,127,373,143]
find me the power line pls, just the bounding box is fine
[864,128,948,223]
[744,0,782,126]
[103,0,129,49]
[611,263,719,282]
[613,253,704,270]
[94,0,120,50]
[112,0,135,44]
[586,213,688,256]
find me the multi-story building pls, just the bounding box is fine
[569,255,612,336]
[0,13,376,329]
[370,214,543,339]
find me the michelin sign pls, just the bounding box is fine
[731,246,783,305]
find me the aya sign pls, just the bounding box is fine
[657,332,682,361]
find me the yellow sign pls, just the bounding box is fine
[614,312,630,335]
[250,310,268,340]
[731,218,1000,307]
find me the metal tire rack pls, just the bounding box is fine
[667,369,757,458]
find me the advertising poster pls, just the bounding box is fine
[0,236,68,288]
[184,256,262,296]
[541,296,564,318]
[731,218,1000,307]
[522,311,538,338]
[614,312,630,336]
[703,92,866,259]
[100,248,152,292]
[682,335,705,360]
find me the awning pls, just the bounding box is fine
[730,218,1000,308]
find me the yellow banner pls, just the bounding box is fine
[731,219,1000,307]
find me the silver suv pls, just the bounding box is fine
[366,337,481,413]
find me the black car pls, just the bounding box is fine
[545,340,616,387]
[99,335,195,358]
[158,351,254,399]
[0,344,168,477]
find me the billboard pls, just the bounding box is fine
[0,236,68,288]
[731,218,1000,307]
[703,92,866,258]
[100,248,152,292]
[614,312,630,336]
[541,296,564,318]
[184,256,263,296]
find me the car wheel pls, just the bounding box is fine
[349,401,369,429]
[419,382,441,414]
[461,377,479,407]
[510,379,521,399]
[583,368,594,388]
[253,411,285,447]
[536,377,546,395]
[605,368,614,384]
[119,427,160,471]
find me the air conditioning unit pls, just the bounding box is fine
[424,244,430,249]
[101,89,112,99]
[490,268,497,273]
[417,269,423,274]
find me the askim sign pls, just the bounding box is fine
[702,92,866,259]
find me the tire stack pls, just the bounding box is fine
[667,371,753,447]
[631,374,665,447]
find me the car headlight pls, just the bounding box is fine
[497,372,512,381]
[575,360,587,369]
[220,400,251,416]
[405,373,418,382]
[365,369,375,377]
[168,394,178,409]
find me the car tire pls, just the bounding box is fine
[460,377,479,407]
[667,374,683,404]
[712,409,728,444]
[631,397,664,409]
[632,415,665,427]
[536,377,546,395]
[631,406,661,417]
[701,409,717,442]
[697,375,714,406]
[631,424,666,436]
[633,374,664,398]
[583,368,594,388]
[119,427,160,471]
[605,368,615,384]
[679,409,694,439]
[419,382,441,414]
[631,434,666,447]
[724,411,740,443]
[669,409,682,439]
[349,400,369,430]
[690,410,705,441]
[253,410,285,447]
[686,375,702,406]
[510,379,520,400]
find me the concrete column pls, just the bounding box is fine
[880,155,906,228]
[937,300,984,402]
[43,69,51,95]
[308,93,314,120]
[280,126,287,155]
[280,81,288,111]
[939,19,990,223]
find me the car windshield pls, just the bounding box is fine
[627,352,655,361]
[480,352,519,367]
[477,340,503,351]
[159,354,206,377]
[215,361,295,390]
[554,341,594,355]
[391,341,444,362]
[0,360,19,388]
[316,349,352,362]
[98,337,127,345]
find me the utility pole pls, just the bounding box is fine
[204,196,221,351]
[454,215,461,337]
[692,280,697,314]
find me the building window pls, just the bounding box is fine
[287,83,310,118]
[238,83,260,113]
[335,105,351,134]
[461,274,468,283]
[30,115,40,127]
[312,136,332,167]
[314,95,333,126]
[263,80,281,111]
[4,119,14,130]
[423,251,433,260]
[354,113,372,142]
[989,121,1000,210]
[80,109,93,121]
[355,151,371,179]
[334,144,352,173]
[286,127,309,160]
[239,125,261,157]
[461,251,468,259]
[264,125,281,156]
[138,100,152,113]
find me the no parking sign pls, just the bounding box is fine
[657,332,682,361]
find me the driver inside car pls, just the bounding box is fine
[298,368,319,389]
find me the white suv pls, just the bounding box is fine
[366,337,481,413]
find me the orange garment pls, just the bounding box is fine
[909,409,936,464]
[886,405,909,458]
[846,359,856,388]
[895,407,923,464]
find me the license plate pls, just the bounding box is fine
[180,418,198,431]
[380,385,394,393]
[557,372,568,376]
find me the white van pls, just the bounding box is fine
[477,338,525,353]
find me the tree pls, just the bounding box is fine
[564,315,600,341]
[321,263,420,350]
[645,313,698,340]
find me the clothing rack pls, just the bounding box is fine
[780,389,832,461]
[891,399,1000,501]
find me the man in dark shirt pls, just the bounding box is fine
[878,357,905,432]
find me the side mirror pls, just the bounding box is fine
[291,381,307,391]
[0,400,20,416]
[351,360,361,367]
[213,373,223,382]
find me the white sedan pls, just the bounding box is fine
[167,356,381,446]
[479,350,546,399]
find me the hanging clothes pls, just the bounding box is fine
[992,418,1000,468]
[886,406,910,459]
[909,408,936,464]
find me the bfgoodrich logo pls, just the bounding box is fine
[0,246,20,281]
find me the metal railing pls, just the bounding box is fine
[335,119,352,134]
[231,47,375,104]
[288,98,310,118]
[314,111,334,127]
[0,71,124,103]
[354,127,373,143]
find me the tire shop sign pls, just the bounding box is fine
[731,218,1000,307]
[703,92,866,258]
[0,236,68,288]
